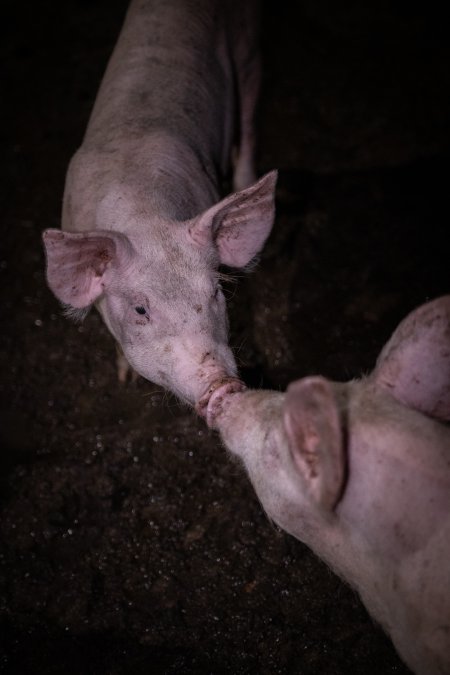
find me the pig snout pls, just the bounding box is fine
[195,377,247,425]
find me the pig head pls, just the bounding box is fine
[43,171,276,406]
[214,296,450,675]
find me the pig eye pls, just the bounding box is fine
[134,306,147,315]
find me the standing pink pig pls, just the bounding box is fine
[213,296,450,675]
[42,0,276,410]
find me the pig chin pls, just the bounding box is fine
[196,378,247,426]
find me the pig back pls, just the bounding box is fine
[83,0,258,170]
[386,517,450,675]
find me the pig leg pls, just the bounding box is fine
[232,16,261,191]
[115,343,139,384]
[232,59,260,191]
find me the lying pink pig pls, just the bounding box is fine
[212,296,450,675]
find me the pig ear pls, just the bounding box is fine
[42,229,132,309]
[371,296,450,422]
[189,170,277,267]
[283,376,346,511]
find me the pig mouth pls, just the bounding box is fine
[195,377,246,427]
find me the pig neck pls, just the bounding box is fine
[322,383,450,625]
[91,132,219,231]
[70,131,221,235]
[76,0,233,229]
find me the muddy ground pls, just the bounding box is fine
[1,1,449,673]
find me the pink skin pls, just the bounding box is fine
[195,377,247,425]
[41,0,277,405]
[214,296,450,675]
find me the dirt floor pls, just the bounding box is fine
[1,1,449,673]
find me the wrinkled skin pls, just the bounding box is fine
[214,296,450,675]
[42,0,276,408]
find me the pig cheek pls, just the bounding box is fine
[255,452,311,534]
[213,294,229,340]
[250,448,292,524]
[251,473,297,533]
[123,337,160,384]
[202,292,226,341]
[120,315,158,374]
[156,343,175,387]
[98,295,127,344]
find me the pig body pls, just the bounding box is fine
[214,296,450,674]
[42,0,276,408]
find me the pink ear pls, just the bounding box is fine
[371,295,450,422]
[283,376,346,510]
[189,170,277,267]
[42,229,132,308]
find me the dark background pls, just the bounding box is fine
[1,1,449,673]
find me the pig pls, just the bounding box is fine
[212,296,450,675]
[42,0,277,411]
